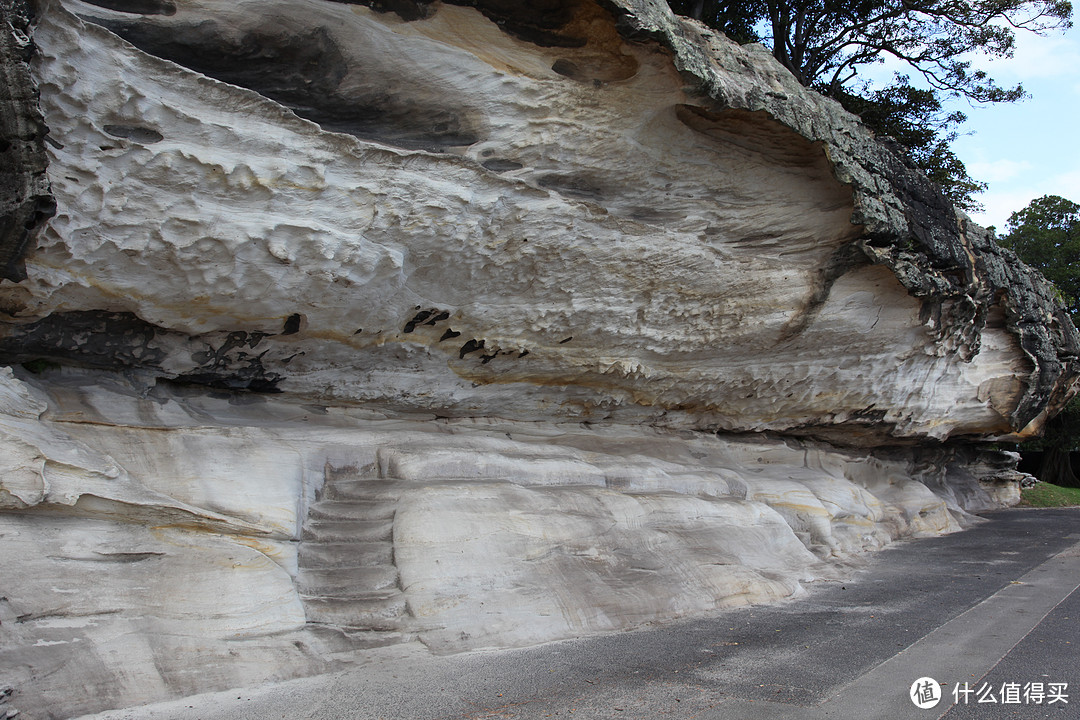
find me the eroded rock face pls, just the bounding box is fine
[0,0,1074,716]
[1,0,1074,440]
[0,0,55,281]
[0,366,1019,717]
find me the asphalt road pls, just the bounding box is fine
[79,508,1080,720]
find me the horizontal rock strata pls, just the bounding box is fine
[0,367,1024,716]
[0,0,1075,717]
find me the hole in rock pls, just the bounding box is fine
[459,339,484,358]
[551,58,580,78]
[481,158,524,172]
[80,0,177,15]
[281,313,305,335]
[538,174,605,201]
[404,309,444,333]
[103,124,164,144]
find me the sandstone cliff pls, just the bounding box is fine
[0,0,1076,716]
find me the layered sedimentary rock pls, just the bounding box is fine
[0,0,1076,717]
[3,0,1075,439]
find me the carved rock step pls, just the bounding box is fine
[297,565,400,595]
[302,593,407,631]
[307,499,397,521]
[301,518,394,543]
[297,469,407,634]
[318,479,403,503]
[307,624,413,650]
[298,541,393,568]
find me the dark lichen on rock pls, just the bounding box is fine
[0,0,56,282]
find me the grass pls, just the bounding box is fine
[1019,482,1080,507]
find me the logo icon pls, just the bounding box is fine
[911,677,942,709]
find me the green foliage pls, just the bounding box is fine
[666,0,764,43]
[1019,481,1080,507]
[666,0,1072,99]
[665,0,1073,210]
[999,194,1080,321]
[21,358,60,375]
[828,77,987,210]
[754,0,1071,101]
[998,195,1080,479]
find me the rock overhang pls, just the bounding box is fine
[1,0,1075,444]
[1,2,1077,714]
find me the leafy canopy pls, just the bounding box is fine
[667,0,1071,95]
[760,0,1070,99]
[666,0,1073,210]
[827,77,987,208]
[998,194,1080,321]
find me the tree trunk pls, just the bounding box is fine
[1038,444,1079,488]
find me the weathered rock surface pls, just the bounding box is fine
[0,0,1075,717]
[0,366,1023,717]
[0,0,55,281]
[2,0,1075,440]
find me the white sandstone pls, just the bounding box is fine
[0,1,1067,716]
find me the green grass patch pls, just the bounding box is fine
[1019,482,1080,507]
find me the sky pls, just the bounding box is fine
[928,22,1080,232]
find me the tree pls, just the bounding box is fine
[827,77,987,209]
[999,195,1080,319]
[757,0,1070,101]
[666,0,765,43]
[999,195,1080,487]
[666,0,1073,209]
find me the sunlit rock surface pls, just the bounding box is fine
[0,366,1019,716]
[4,0,1074,439]
[0,0,1076,716]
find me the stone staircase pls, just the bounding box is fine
[296,464,411,645]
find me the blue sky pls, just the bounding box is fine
[938,22,1080,232]
[849,18,1079,232]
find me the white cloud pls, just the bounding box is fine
[967,158,1032,183]
[1052,169,1080,201]
[968,190,1035,231]
[969,169,1080,231]
[968,23,1080,83]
